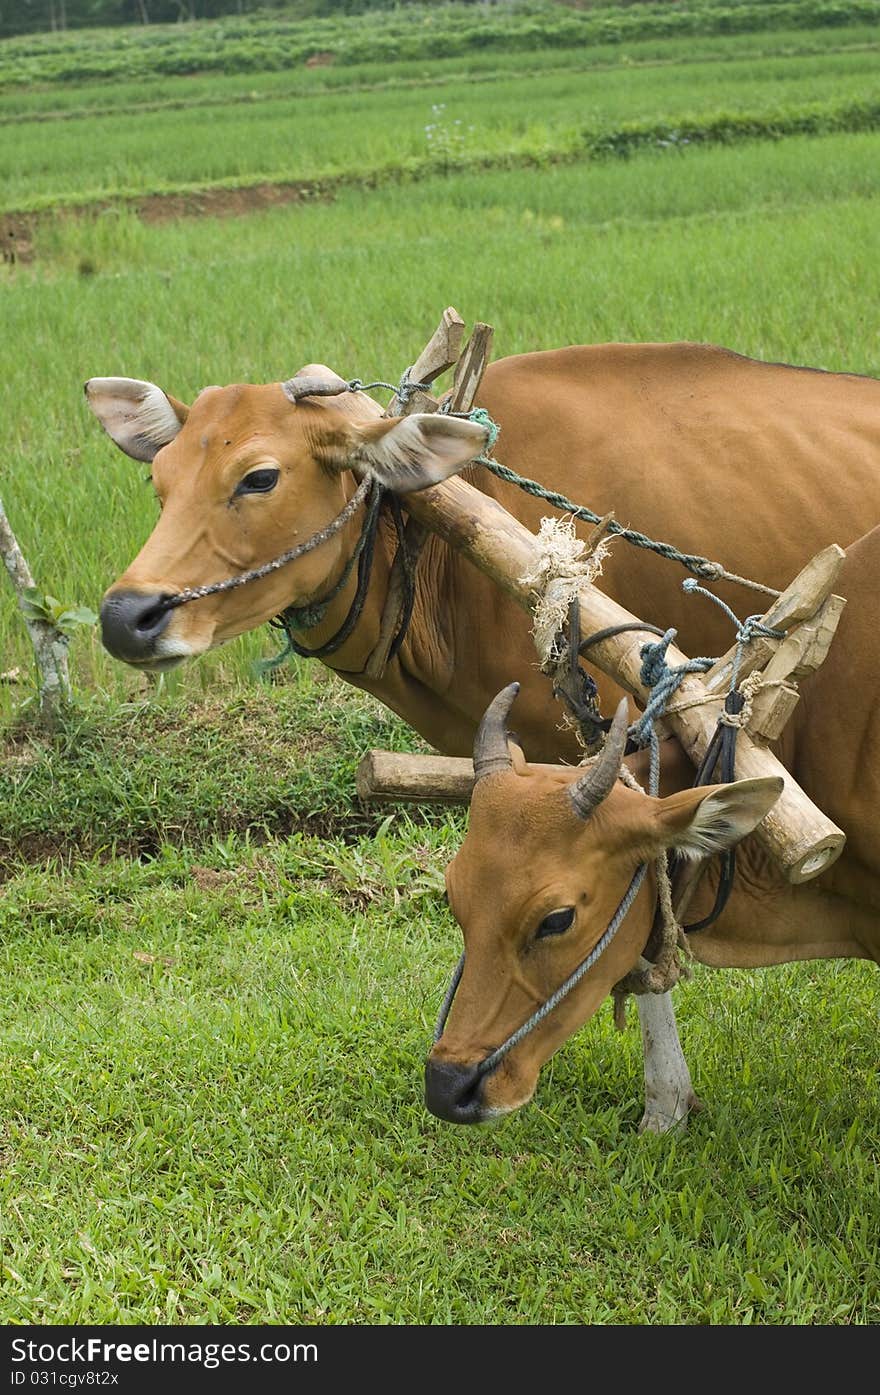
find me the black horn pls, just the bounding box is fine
[472,682,520,781]
[569,698,630,819]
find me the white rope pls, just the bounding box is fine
[519,517,611,670]
[663,667,787,728]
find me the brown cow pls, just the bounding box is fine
[86,343,880,763]
[426,523,880,1126]
[86,341,880,1132]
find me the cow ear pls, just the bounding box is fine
[84,377,189,463]
[341,413,490,492]
[653,777,784,861]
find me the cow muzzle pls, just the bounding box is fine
[423,1057,490,1125]
[100,588,183,667]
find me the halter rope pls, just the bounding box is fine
[156,471,376,615]
[433,862,649,1078]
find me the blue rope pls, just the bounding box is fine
[681,578,783,690]
[475,863,648,1075]
[628,627,715,748]
[433,862,649,1068]
[626,585,783,751]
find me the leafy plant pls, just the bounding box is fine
[424,102,473,169]
[19,586,98,636]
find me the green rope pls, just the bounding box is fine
[466,407,501,450]
[478,450,776,589]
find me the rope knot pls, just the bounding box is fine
[693,559,725,580]
[466,406,501,449]
[736,612,781,648]
[638,629,677,689]
[631,630,714,750]
[395,368,428,406]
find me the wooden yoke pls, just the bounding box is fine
[356,312,847,884]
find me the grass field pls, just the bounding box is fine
[1,4,879,1326]
[4,41,880,210]
[2,682,878,1324]
[3,23,879,127]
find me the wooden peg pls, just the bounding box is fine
[702,544,845,695]
[747,681,800,744]
[384,307,465,416]
[450,323,494,413]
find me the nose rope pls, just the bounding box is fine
[433,861,648,1078]
[153,472,376,614]
[433,576,786,1074]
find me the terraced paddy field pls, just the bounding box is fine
[3,33,880,211]
[1,2,879,1326]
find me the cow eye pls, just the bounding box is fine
[536,907,575,938]
[235,467,280,496]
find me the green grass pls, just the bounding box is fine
[0,673,429,870]
[1,682,877,1323]
[1,745,877,1322]
[3,131,880,711]
[3,0,878,89]
[4,42,879,210]
[3,23,878,124]
[2,15,880,1327]
[0,0,557,85]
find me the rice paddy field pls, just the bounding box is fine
[1,0,879,1327]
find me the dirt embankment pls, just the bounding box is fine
[2,177,338,267]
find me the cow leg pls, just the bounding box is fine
[635,983,700,1133]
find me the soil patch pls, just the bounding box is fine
[1,177,340,264]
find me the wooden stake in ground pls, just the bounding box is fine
[0,495,71,719]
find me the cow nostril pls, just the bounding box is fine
[134,598,171,636]
[100,589,174,662]
[424,1058,486,1125]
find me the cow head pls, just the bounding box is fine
[426,684,783,1125]
[85,368,488,669]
